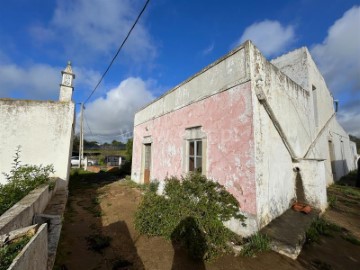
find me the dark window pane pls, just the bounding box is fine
[190,141,195,155]
[197,141,202,157]
[189,157,195,171]
[196,157,202,169]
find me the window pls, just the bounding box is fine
[189,140,202,173]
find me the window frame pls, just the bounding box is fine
[188,139,203,173]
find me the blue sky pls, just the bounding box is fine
[0,0,359,142]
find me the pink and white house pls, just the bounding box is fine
[131,41,358,235]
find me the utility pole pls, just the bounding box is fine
[79,103,84,168]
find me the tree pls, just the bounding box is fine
[72,135,80,152]
[126,138,133,161]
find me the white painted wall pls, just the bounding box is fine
[249,41,348,229]
[134,43,250,126]
[272,47,357,183]
[0,100,75,187]
[249,43,299,228]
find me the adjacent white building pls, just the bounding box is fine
[0,63,76,188]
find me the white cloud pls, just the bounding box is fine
[0,63,60,99]
[235,20,295,57]
[31,0,156,64]
[0,61,101,100]
[311,6,360,95]
[311,6,360,137]
[81,77,155,142]
[202,43,214,55]
[337,106,360,137]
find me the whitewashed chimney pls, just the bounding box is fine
[59,61,75,102]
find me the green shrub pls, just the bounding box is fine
[134,173,246,261]
[0,147,54,215]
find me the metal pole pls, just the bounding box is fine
[79,103,84,168]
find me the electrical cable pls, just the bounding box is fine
[83,0,151,105]
[84,113,94,137]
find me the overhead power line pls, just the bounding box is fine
[83,0,151,105]
[83,113,94,137]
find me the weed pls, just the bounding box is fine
[342,233,360,246]
[306,218,341,243]
[94,210,103,217]
[48,179,56,191]
[328,195,337,208]
[122,178,141,188]
[91,197,100,205]
[240,233,271,257]
[343,188,360,199]
[85,234,112,253]
[0,235,32,270]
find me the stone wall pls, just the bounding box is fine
[7,224,48,270]
[0,178,61,235]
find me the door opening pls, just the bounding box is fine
[143,143,151,184]
[328,140,336,179]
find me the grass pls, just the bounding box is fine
[306,218,342,243]
[240,233,271,257]
[0,235,32,270]
[328,195,337,208]
[121,178,159,193]
[342,233,360,246]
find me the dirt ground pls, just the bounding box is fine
[54,172,360,270]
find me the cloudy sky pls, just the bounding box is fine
[0,0,359,142]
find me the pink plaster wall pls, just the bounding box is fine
[132,81,256,214]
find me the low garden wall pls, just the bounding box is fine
[6,223,48,270]
[0,177,61,235]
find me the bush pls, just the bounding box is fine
[0,147,54,215]
[134,173,246,261]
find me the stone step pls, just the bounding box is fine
[43,189,68,216]
[260,208,320,259]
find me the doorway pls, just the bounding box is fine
[143,143,151,184]
[328,140,336,179]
